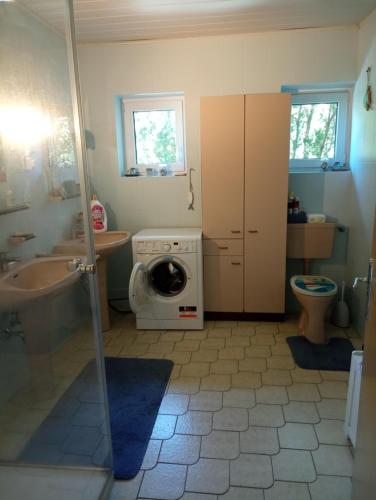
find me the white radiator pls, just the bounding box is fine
[344,350,363,447]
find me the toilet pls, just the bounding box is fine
[287,222,338,344]
[290,275,338,343]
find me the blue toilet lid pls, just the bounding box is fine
[291,275,337,296]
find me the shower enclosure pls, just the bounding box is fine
[0,1,113,498]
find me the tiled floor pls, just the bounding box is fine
[0,465,110,500]
[0,321,109,467]
[19,360,110,466]
[107,314,361,500]
[0,313,361,500]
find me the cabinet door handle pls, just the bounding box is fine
[231,230,241,234]
[248,230,259,233]
[218,246,229,250]
[231,262,241,266]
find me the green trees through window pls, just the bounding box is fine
[290,102,338,160]
[133,109,177,165]
[122,95,186,175]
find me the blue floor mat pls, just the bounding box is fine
[287,336,354,371]
[105,357,173,479]
[20,357,173,479]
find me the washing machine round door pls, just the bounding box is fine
[150,258,187,297]
[129,262,149,313]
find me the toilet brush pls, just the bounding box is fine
[332,281,350,328]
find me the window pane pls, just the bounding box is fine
[133,109,177,165]
[290,102,338,160]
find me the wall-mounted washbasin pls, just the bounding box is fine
[54,231,131,258]
[54,230,131,331]
[91,231,131,257]
[0,256,82,313]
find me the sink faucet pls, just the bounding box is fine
[0,252,21,273]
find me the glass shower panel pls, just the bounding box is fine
[0,0,112,494]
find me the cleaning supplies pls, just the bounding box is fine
[288,192,294,215]
[91,195,107,233]
[288,192,307,223]
[332,281,350,328]
[292,196,300,215]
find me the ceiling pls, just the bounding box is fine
[21,0,376,43]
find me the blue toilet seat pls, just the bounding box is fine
[291,275,338,297]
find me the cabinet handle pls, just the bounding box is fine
[248,230,259,233]
[231,262,241,266]
[218,246,229,250]
[231,230,241,234]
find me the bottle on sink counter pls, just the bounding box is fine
[91,194,107,233]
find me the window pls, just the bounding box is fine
[289,92,349,170]
[122,95,186,176]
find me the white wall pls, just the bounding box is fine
[347,8,376,334]
[79,26,358,297]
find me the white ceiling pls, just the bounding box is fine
[22,0,376,43]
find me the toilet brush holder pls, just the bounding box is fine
[332,281,350,328]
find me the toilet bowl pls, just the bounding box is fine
[291,275,338,344]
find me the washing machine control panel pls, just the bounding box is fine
[136,240,197,254]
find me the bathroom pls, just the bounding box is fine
[0,0,376,499]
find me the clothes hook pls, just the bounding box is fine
[364,66,373,111]
[188,167,195,210]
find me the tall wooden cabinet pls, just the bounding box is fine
[201,93,291,315]
[201,95,244,239]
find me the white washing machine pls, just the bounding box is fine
[129,228,203,330]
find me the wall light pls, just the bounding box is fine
[0,105,53,147]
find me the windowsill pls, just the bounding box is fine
[123,172,187,178]
[289,166,351,174]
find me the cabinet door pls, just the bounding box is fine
[204,256,243,312]
[201,95,244,239]
[244,93,291,313]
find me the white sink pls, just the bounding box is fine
[0,256,83,312]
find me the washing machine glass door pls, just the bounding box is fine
[150,258,187,297]
[129,261,149,313]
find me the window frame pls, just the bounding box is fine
[289,91,350,170]
[122,94,186,176]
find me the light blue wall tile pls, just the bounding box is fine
[288,172,325,213]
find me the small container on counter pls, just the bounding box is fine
[288,192,294,215]
[292,196,300,214]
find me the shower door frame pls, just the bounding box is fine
[64,0,114,495]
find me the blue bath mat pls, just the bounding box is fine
[20,357,173,479]
[105,357,173,479]
[287,336,354,371]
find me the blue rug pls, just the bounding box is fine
[19,357,173,478]
[105,357,173,479]
[287,336,354,371]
